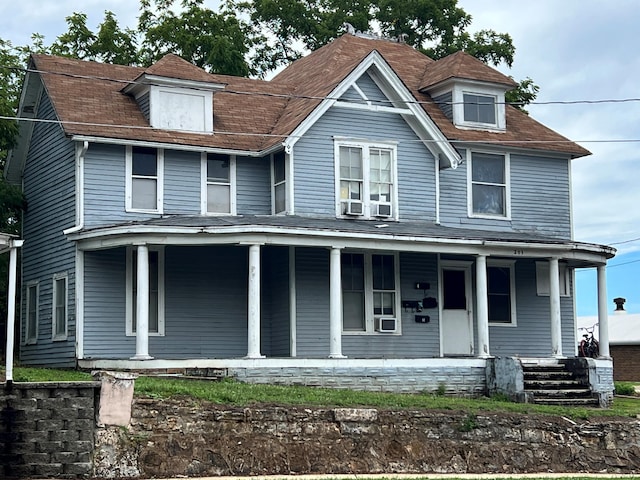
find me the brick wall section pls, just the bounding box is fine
[0,382,101,479]
[230,365,487,395]
[611,345,640,381]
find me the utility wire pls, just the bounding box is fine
[4,64,640,108]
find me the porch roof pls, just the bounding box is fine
[67,215,615,266]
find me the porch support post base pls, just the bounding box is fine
[130,354,154,360]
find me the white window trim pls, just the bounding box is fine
[487,259,517,327]
[447,81,506,131]
[125,146,164,214]
[125,246,166,336]
[149,85,214,133]
[271,151,289,215]
[200,153,236,215]
[25,281,39,345]
[467,150,511,220]
[334,138,399,220]
[52,273,68,341]
[342,251,401,335]
[536,261,570,297]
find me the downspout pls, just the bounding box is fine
[435,154,441,224]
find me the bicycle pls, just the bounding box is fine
[578,323,599,358]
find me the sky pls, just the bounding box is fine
[1,0,639,315]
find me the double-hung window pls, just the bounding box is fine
[203,153,235,214]
[272,151,287,214]
[52,274,68,341]
[336,140,396,219]
[469,151,510,218]
[487,261,516,325]
[127,146,163,212]
[126,247,165,336]
[463,93,497,125]
[341,252,399,333]
[25,282,39,344]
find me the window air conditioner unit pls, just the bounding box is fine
[345,201,363,216]
[373,203,392,217]
[376,317,397,333]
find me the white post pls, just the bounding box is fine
[329,247,345,358]
[597,265,610,358]
[475,254,490,357]
[5,240,23,382]
[132,244,152,360]
[247,244,264,358]
[549,257,563,357]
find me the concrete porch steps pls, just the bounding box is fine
[521,361,599,406]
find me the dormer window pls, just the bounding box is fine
[463,93,496,125]
[123,74,224,134]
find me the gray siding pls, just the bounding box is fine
[434,92,453,121]
[138,91,150,121]
[510,153,571,238]
[83,246,251,359]
[294,248,440,358]
[236,156,271,215]
[20,92,76,366]
[485,259,575,356]
[294,106,436,221]
[164,150,201,214]
[263,246,290,356]
[439,150,571,238]
[355,73,392,107]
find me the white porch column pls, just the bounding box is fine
[247,244,264,358]
[475,254,490,357]
[549,257,563,357]
[329,247,346,358]
[5,239,23,382]
[597,264,610,358]
[132,244,152,360]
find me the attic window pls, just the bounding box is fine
[151,86,213,133]
[463,93,496,125]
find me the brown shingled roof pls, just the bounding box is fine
[419,51,518,91]
[29,35,589,158]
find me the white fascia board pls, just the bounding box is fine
[70,135,275,158]
[283,51,461,169]
[66,223,613,264]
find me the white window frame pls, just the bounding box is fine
[149,85,214,133]
[125,246,165,336]
[125,146,164,214]
[487,259,517,327]
[271,151,288,215]
[341,251,401,335]
[467,150,511,220]
[200,153,236,215]
[535,261,570,297]
[462,92,497,126]
[52,273,68,341]
[334,138,398,220]
[25,281,39,344]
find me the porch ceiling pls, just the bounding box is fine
[66,215,614,266]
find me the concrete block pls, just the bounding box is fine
[33,463,64,476]
[63,462,94,475]
[93,370,137,427]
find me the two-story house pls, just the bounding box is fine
[4,32,616,404]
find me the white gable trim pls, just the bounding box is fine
[283,51,461,169]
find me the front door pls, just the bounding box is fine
[440,265,474,355]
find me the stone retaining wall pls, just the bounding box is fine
[0,382,101,479]
[94,396,640,478]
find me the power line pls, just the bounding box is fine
[3,115,640,145]
[4,64,640,108]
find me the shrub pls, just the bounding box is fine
[614,382,637,396]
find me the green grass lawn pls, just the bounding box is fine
[4,366,638,420]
